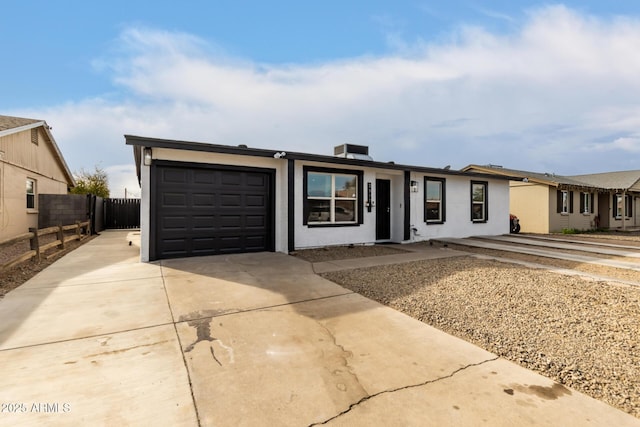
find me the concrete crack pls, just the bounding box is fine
[210,346,222,366]
[308,355,500,426]
[315,322,367,395]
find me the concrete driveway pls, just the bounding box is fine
[0,230,638,426]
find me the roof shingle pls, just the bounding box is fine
[0,115,42,132]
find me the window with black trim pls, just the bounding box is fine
[304,167,362,226]
[471,181,488,222]
[424,177,446,223]
[26,178,36,209]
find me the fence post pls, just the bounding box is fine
[57,225,65,249]
[29,227,40,262]
[75,221,82,239]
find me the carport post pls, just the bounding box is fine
[622,190,627,231]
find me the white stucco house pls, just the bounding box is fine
[126,135,512,261]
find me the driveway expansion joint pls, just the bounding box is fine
[308,355,500,426]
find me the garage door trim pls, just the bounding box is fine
[150,160,276,260]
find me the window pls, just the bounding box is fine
[304,167,362,226]
[580,192,593,214]
[26,178,36,209]
[561,191,569,213]
[424,177,446,223]
[471,181,488,222]
[615,194,633,218]
[556,190,573,214]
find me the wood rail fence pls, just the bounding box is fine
[0,221,90,272]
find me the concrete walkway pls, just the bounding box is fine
[515,234,640,251]
[480,235,640,258]
[0,230,638,426]
[437,237,640,272]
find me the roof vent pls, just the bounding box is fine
[334,144,373,161]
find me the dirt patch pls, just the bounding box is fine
[291,244,408,263]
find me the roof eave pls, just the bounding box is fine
[0,121,45,138]
[42,124,76,187]
[125,135,514,182]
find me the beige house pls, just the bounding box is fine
[0,115,75,241]
[463,165,640,233]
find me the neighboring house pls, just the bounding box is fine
[0,115,75,241]
[127,135,513,262]
[462,165,640,233]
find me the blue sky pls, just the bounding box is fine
[3,1,640,197]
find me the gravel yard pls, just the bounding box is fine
[296,240,640,418]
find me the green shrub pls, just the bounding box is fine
[562,228,580,234]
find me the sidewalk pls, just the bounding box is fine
[0,231,638,426]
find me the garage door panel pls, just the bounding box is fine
[193,193,215,207]
[245,235,267,250]
[220,215,241,229]
[219,236,242,252]
[246,174,267,186]
[220,194,242,207]
[161,238,188,255]
[163,216,188,230]
[192,237,216,252]
[221,172,242,186]
[163,169,188,183]
[193,170,216,184]
[246,215,265,227]
[192,215,215,230]
[162,193,187,207]
[154,164,273,260]
[246,194,266,207]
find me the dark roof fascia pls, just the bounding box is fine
[125,135,514,182]
[463,164,608,190]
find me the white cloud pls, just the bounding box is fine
[104,164,140,199]
[14,4,640,189]
[588,136,640,153]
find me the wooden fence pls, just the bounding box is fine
[0,221,90,272]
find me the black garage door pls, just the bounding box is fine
[152,162,274,260]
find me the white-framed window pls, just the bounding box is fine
[26,178,36,210]
[615,194,633,218]
[425,177,445,223]
[471,181,488,222]
[580,192,591,214]
[557,189,573,214]
[561,190,569,214]
[304,167,361,226]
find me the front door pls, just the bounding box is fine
[597,192,610,229]
[376,179,391,240]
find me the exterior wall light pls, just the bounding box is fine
[410,180,419,192]
[143,148,152,166]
